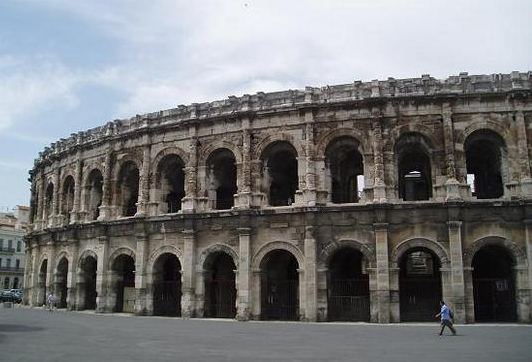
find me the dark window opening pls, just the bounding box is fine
[118,162,139,217]
[465,130,505,199]
[261,250,299,320]
[206,149,237,210]
[157,155,185,213]
[397,134,432,201]
[327,248,370,321]
[326,137,364,203]
[262,142,298,206]
[472,245,517,322]
[112,255,135,313]
[399,249,442,322]
[45,183,54,219]
[62,176,75,223]
[86,170,103,221]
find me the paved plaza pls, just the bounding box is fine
[1,308,531,362]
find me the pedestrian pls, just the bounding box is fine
[47,293,57,312]
[435,300,456,336]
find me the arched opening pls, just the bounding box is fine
[79,255,97,310]
[13,277,19,289]
[153,253,182,316]
[156,154,185,213]
[117,162,140,217]
[206,149,237,210]
[38,259,48,306]
[325,137,364,204]
[61,176,75,223]
[399,248,442,322]
[31,190,39,223]
[85,169,103,220]
[472,245,517,322]
[327,248,370,321]
[262,142,298,206]
[204,252,236,318]
[55,257,69,308]
[396,133,432,201]
[260,250,299,320]
[465,130,505,199]
[111,254,136,313]
[45,183,54,220]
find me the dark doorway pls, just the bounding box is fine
[207,149,237,210]
[465,130,505,199]
[399,249,442,322]
[261,250,299,320]
[327,248,370,321]
[262,142,298,206]
[86,169,103,220]
[153,253,182,316]
[204,252,236,318]
[396,133,432,201]
[56,257,69,308]
[80,256,97,310]
[62,176,75,223]
[39,260,48,306]
[117,162,140,217]
[472,245,517,322]
[157,155,185,213]
[112,255,135,313]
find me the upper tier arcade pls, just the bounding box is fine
[28,72,532,231]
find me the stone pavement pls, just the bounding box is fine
[0,308,531,362]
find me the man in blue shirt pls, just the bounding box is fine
[435,300,457,335]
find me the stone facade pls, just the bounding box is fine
[1,206,28,290]
[24,72,532,323]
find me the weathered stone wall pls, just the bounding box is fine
[24,72,532,323]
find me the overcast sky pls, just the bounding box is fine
[0,0,531,210]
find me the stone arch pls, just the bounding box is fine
[318,239,376,269]
[113,153,142,181]
[151,147,189,173]
[252,133,305,160]
[78,249,97,268]
[196,243,239,272]
[384,124,438,154]
[251,241,304,271]
[316,128,372,159]
[60,168,76,191]
[107,247,136,270]
[54,251,71,270]
[464,236,527,268]
[390,237,450,268]
[38,253,50,270]
[146,245,183,274]
[455,121,512,149]
[199,140,242,166]
[82,164,105,186]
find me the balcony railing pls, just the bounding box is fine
[0,247,16,253]
[0,266,24,271]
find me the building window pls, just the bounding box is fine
[13,277,19,289]
[7,258,12,268]
[0,258,2,267]
[8,239,13,250]
[0,238,3,249]
[16,259,20,269]
[17,240,22,252]
[4,277,9,289]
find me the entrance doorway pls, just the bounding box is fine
[80,255,97,310]
[261,250,299,320]
[399,249,442,322]
[327,248,370,321]
[153,253,182,316]
[56,257,68,308]
[204,252,236,318]
[112,254,135,313]
[472,245,517,322]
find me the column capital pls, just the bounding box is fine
[373,222,389,231]
[447,220,462,229]
[237,227,252,236]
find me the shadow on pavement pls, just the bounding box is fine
[0,324,45,332]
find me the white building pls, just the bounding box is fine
[0,206,29,290]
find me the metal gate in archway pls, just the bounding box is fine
[153,281,181,317]
[205,280,236,318]
[399,278,441,322]
[473,278,517,322]
[262,279,298,320]
[328,278,370,322]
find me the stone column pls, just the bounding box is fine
[70,157,83,223]
[298,268,306,320]
[389,267,400,322]
[134,233,149,315]
[442,105,461,200]
[524,220,532,322]
[447,221,466,323]
[30,243,41,306]
[95,236,110,313]
[182,137,198,212]
[52,168,60,227]
[236,227,252,320]
[515,110,532,196]
[301,113,318,206]
[371,117,387,202]
[136,143,151,216]
[66,238,79,310]
[46,241,56,297]
[463,267,475,323]
[373,222,391,323]
[304,226,318,321]
[251,269,262,319]
[181,229,196,317]
[235,120,253,208]
[98,149,113,220]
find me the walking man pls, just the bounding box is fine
[435,300,456,336]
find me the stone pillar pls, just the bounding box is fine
[235,121,253,208]
[298,268,306,320]
[442,105,461,200]
[299,112,318,206]
[515,110,532,197]
[524,220,532,322]
[389,267,400,322]
[136,143,151,216]
[373,222,390,323]
[71,157,83,223]
[95,236,110,313]
[182,137,198,212]
[304,226,318,321]
[371,117,387,202]
[463,267,475,323]
[22,240,33,304]
[181,229,196,317]
[134,233,149,315]
[66,239,79,310]
[447,221,466,323]
[98,148,113,220]
[30,243,41,306]
[251,269,261,319]
[236,227,252,320]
